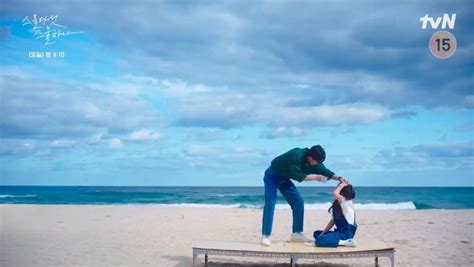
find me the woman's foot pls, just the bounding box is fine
[261,235,271,246]
[345,238,357,247]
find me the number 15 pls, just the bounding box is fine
[435,38,451,51]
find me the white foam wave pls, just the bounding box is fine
[142,201,417,210]
[214,194,260,198]
[355,201,416,210]
[0,194,37,198]
[152,203,242,208]
[278,202,416,210]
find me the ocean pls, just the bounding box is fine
[0,186,473,210]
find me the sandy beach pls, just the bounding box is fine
[1,205,473,266]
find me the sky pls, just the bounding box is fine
[0,0,473,186]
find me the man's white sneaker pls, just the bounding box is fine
[261,236,271,246]
[290,232,311,242]
[345,238,357,247]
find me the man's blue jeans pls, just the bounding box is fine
[262,167,304,236]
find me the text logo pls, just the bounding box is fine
[22,14,84,46]
[420,14,456,29]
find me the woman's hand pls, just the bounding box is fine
[333,180,348,202]
[337,177,349,184]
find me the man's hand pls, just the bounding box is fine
[340,179,349,185]
[337,176,349,184]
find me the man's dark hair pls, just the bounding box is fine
[309,145,326,163]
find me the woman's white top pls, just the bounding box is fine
[340,197,356,225]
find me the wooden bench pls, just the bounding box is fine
[193,240,395,266]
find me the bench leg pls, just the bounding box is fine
[375,256,379,266]
[389,253,395,267]
[192,250,197,267]
[205,254,208,265]
[290,256,297,267]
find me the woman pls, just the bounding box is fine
[313,181,357,247]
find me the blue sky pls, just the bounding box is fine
[0,0,473,186]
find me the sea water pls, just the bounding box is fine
[1,186,473,210]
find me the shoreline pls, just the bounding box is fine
[2,203,474,211]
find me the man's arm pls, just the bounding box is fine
[303,174,327,182]
[310,163,347,182]
[289,165,308,182]
[329,175,348,183]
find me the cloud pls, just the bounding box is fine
[464,95,474,108]
[185,129,225,142]
[376,141,474,169]
[0,70,160,140]
[80,74,391,131]
[390,109,418,119]
[233,146,254,154]
[1,1,472,137]
[163,80,390,129]
[0,2,470,155]
[456,122,474,133]
[108,138,123,149]
[413,142,474,158]
[2,0,471,111]
[183,144,217,157]
[181,144,270,165]
[174,97,389,129]
[0,138,37,156]
[127,128,161,141]
[261,127,310,139]
[49,139,76,148]
[328,154,374,171]
[272,103,389,126]
[1,1,472,186]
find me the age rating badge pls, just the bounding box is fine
[429,31,457,59]
[420,13,457,59]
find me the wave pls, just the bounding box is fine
[355,201,416,210]
[215,194,253,197]
[140,201,417,210]
[0,194,37,198]
[413,201,434,210]
[138,203,261,209]
[279,202,416,210]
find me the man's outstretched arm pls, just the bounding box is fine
[329,175,349,183]
[303,175,327,182]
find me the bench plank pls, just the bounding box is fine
[192,240,395,267]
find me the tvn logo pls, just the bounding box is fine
[420,13,456,29]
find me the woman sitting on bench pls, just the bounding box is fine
[313,181,357,247]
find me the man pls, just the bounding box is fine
[261,145,346,246]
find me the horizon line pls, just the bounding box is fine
[1,185,473,188]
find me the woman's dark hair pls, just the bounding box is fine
[309,145,326,163]
[328,200,344,221]
[328,185,356,220]
[340,184,355,200]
